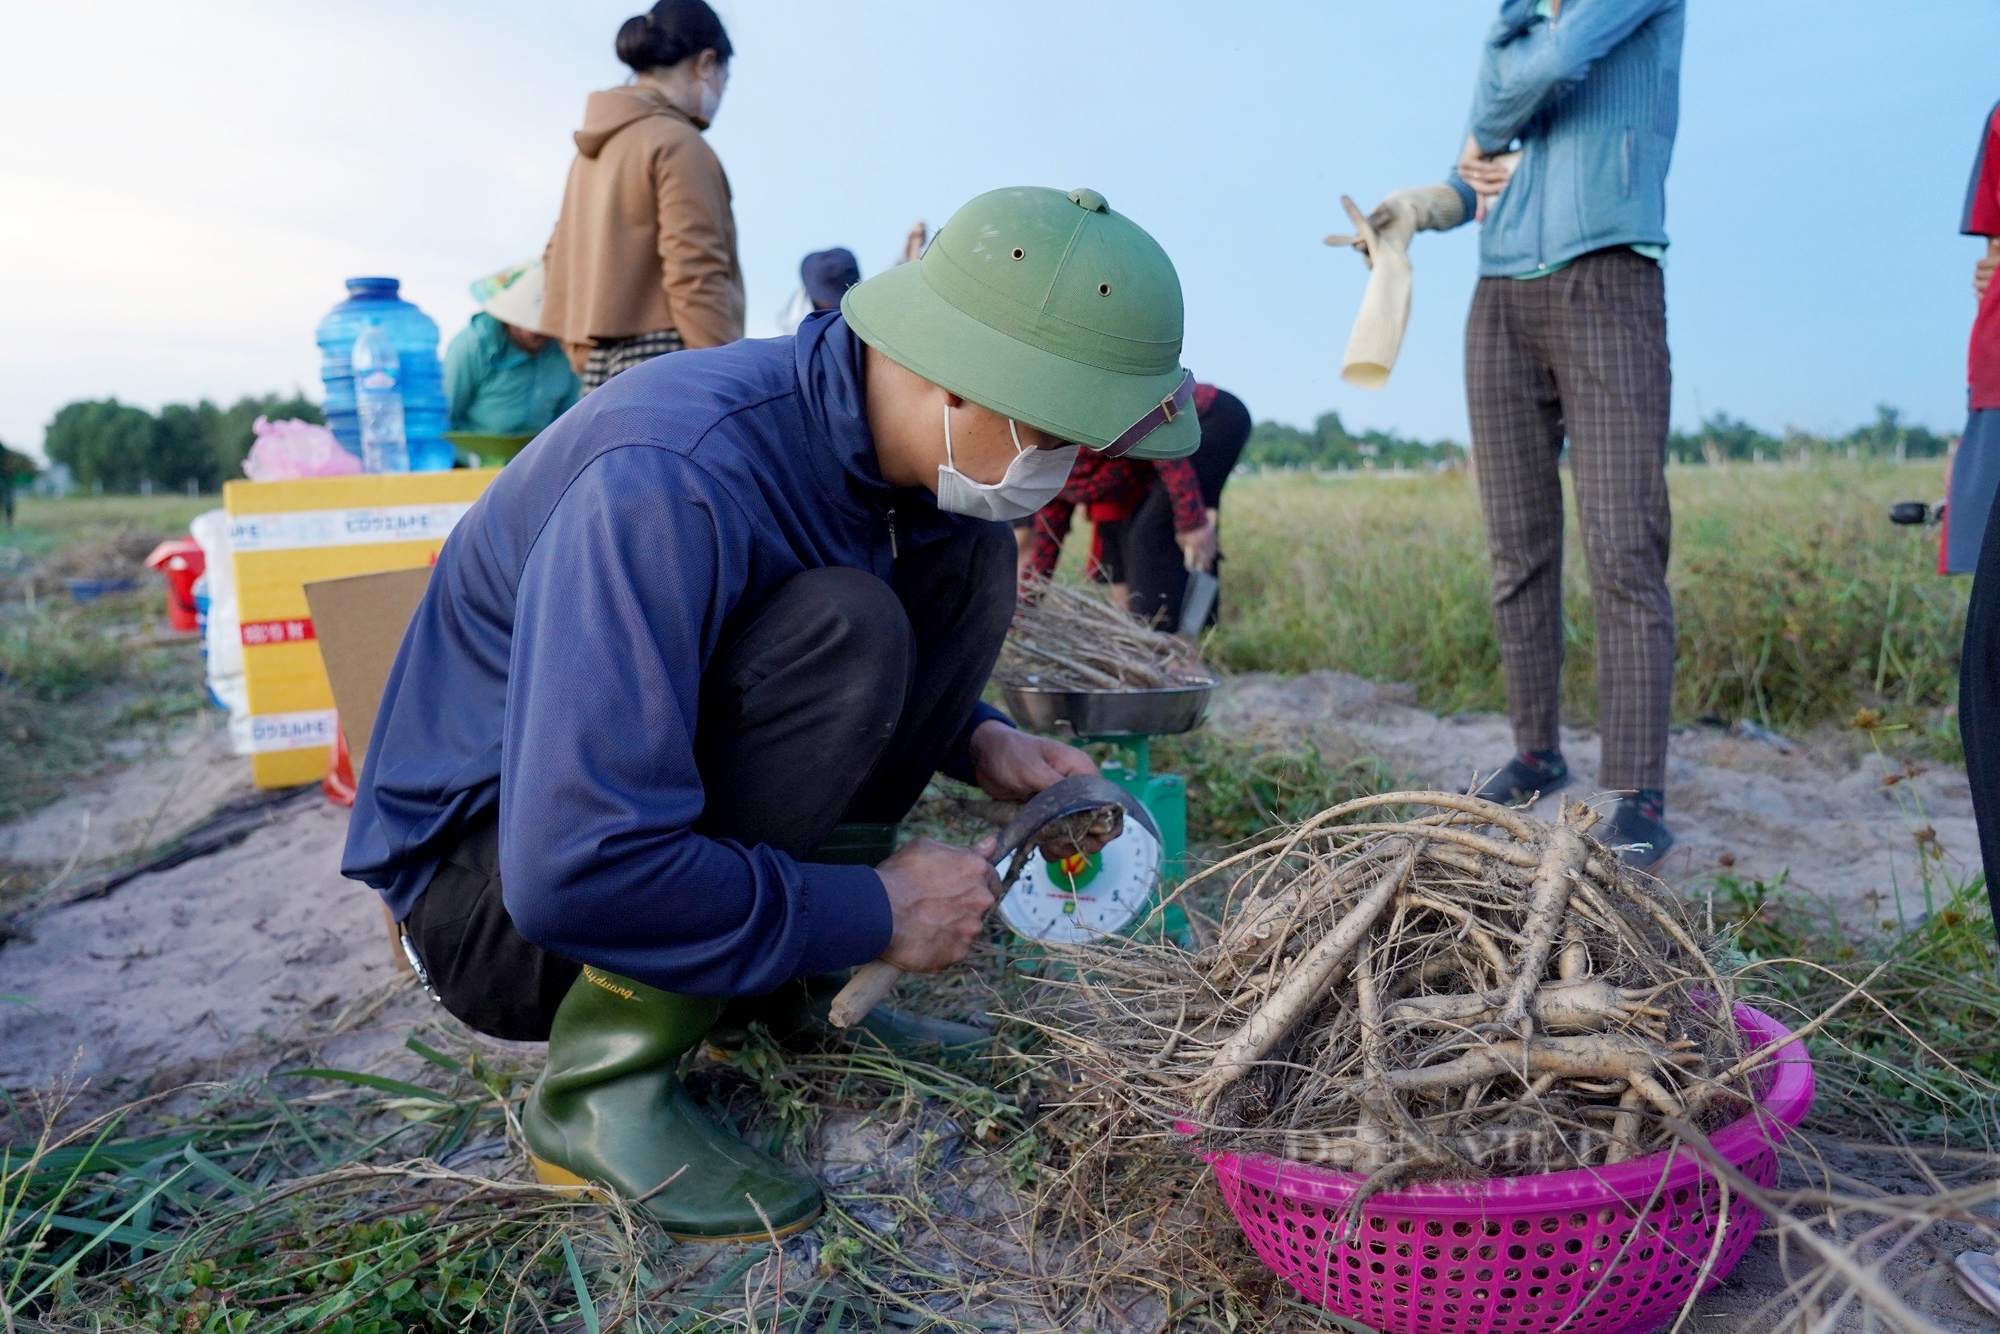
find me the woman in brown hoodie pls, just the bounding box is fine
[542,1,743,390]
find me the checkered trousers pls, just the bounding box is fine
[580,328,687,391]
[1465,247,1675,793]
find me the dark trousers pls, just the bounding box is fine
[1960,485,2000,940]
[1098,491,1195,629]
[1466,247,1675,794]
[404,521,1017,1039]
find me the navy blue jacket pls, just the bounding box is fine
[342,313,1003,995]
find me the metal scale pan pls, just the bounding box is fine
[1000,681,1216,739]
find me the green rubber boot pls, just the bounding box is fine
[523,965,823,1242]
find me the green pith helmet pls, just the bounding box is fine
[842,186,1198,460]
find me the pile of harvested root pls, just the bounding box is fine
[999,577,1216,691]
[1027,792,1767,1181]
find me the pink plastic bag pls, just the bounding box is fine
[241,417,360,481]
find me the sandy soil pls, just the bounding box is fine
[1,679,1993,1329]
[0,795,427,1095]
[1,716,250,869]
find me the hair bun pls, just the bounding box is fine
[613,0,732,75]
[614,15,656,72]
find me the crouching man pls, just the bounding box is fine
[341,186,1199,1241]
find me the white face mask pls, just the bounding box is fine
[933,405,1079,523]
[697,67,725,124]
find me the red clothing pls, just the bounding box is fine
[1963,99,2000,408]
[1027,450,1206,583]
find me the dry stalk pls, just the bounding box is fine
[1026,791,1756,1175]
[999,577,1216,691]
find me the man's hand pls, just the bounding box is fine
[1457,134,1512,194]
[903,221,929,265]
[968,720,1096,803]
[1177,520,1219,572]
[1978,238,2000,301]
[1457,134,1521,222]
[875,835,1000,973]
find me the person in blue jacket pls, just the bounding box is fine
[342,186,1200,1241]
[1348,0,1684,867]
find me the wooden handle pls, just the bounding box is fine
[828,960,904,1028]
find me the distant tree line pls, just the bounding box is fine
[40,393,324,494]
[1245,404,1951,472]
[1666,405,1951,465]
[1245,413,1467,471]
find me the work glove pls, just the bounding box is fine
[1325,184,1465,267]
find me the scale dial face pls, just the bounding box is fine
[996,820,1163,945]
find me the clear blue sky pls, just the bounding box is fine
[2,0,1996,460]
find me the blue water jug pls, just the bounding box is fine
[316,277,453,472]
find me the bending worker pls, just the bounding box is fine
[444,260,580,439]
[342,187,1198,1241]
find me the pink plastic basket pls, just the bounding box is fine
[1199,1004,1812,1334]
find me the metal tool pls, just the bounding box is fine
[1178,569,1219,637]
[827,774,1163,1027]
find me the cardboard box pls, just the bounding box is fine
[224,470,497,787]
[303,566,433,771]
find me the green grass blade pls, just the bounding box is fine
[181,1143,259,1198]
[34,1211,177,1251]
[273,1068,457,1103]
[403,1034,470,1076]
[559,1233,602,1334]
[14,1164,192,1306]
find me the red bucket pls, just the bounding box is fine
[144,538,206,634]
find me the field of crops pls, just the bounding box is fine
[1209,458,1965,746]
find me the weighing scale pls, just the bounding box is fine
[996,682,1214,945]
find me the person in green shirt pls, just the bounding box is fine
[445,260,581,439]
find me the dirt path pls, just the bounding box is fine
[1210,671,1980,932]
[1,718,250,870]
[0,793,427,1096]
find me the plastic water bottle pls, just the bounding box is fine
[315,277,452,470]
[353,325,409,474]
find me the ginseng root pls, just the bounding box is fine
[1191,840,1421,1112]
[1383,977,1670,1034]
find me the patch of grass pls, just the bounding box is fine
[1718,864,2000,1144]
[1709,718,2000,1143]
[0,1017,1049,1332]
[1153,729,1405,848]
[0,495,214,825]
[1207,459,1963,742]
[3,494,213,567]
[0,1043,628,1331]
[0,601,131,701]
